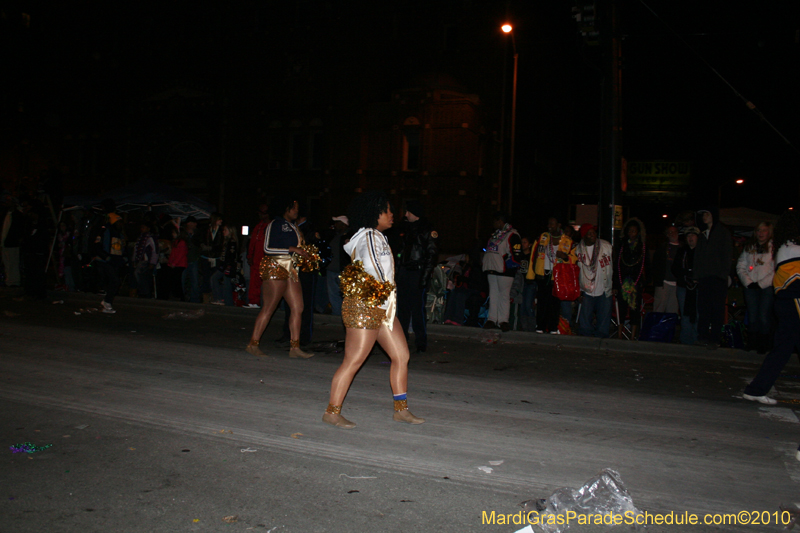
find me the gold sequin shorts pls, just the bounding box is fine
[259,255,291,280]
[342,296,386,330]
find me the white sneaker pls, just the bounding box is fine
[742,393,777,405]
[101,301,116,314]
[550,330,561,335]
[245,303,261,309]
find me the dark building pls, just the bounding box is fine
[249,74,495,254]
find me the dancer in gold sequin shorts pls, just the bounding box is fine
[323,191,425,429]
[245,196,314,359]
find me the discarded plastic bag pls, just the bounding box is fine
[163,309,205,320]
[521,469,641,533]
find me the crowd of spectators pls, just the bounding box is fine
[0,192,789,354]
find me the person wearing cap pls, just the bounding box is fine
[693,206,733,348]
[672,226,701,345]
[245,203,271,308]
[326,215,350,316]
[510,236,536,331]
[575,224,614,338]
[394,200,438,351]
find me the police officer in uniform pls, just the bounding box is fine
[394,200,438,353]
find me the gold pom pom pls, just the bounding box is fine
[339,261,395,307]
[292,244,321,272]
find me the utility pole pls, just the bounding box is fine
[598,0,622,248]
[573,1,620,245]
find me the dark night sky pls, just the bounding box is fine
[2,0,798,213]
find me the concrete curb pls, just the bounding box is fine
[16,288,788,367]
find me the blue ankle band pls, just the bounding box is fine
[393,393,407,401]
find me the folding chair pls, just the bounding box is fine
[611,295,633,340]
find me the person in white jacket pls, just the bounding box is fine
[323,191,425,429]
[575,224,614,338]
[736,221,775,353]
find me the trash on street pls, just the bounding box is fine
[520,468,641,533]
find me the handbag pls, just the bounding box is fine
[551,263,580,301]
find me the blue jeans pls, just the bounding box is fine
[211,269,234,306]
[697,276,727,343]
[744,285,774,334]
[676,286,698,345]
[133,261,154,298]
[182,261,202,303]
[578,293,611,338]
[327,270,343,316]
[561,299,574,324]
[521,282,536,319]
[744,294,800,396]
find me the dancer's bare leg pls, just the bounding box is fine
[283,279,312,358]
[323,327,379,428]
[376,319,409,394]
[378,318,425,424]
[246,279,287,357]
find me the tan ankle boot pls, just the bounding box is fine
[393,409,425,424]
[245,340,268,357]
[393,399,425,424]
[289,340,313,359]
[322,405,356,429]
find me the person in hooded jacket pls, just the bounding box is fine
[693,206,733,347]
[323,190,424,429]
[394,200,438,352]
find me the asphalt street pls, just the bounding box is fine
[2,290,799,533]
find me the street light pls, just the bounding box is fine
[501,23,519,215]
[718,178,745,207]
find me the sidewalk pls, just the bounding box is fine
[26,287,787,368]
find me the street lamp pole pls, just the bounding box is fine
[502,24,519,216]
[509,40,518,216]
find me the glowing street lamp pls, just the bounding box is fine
[718,178,745,207]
